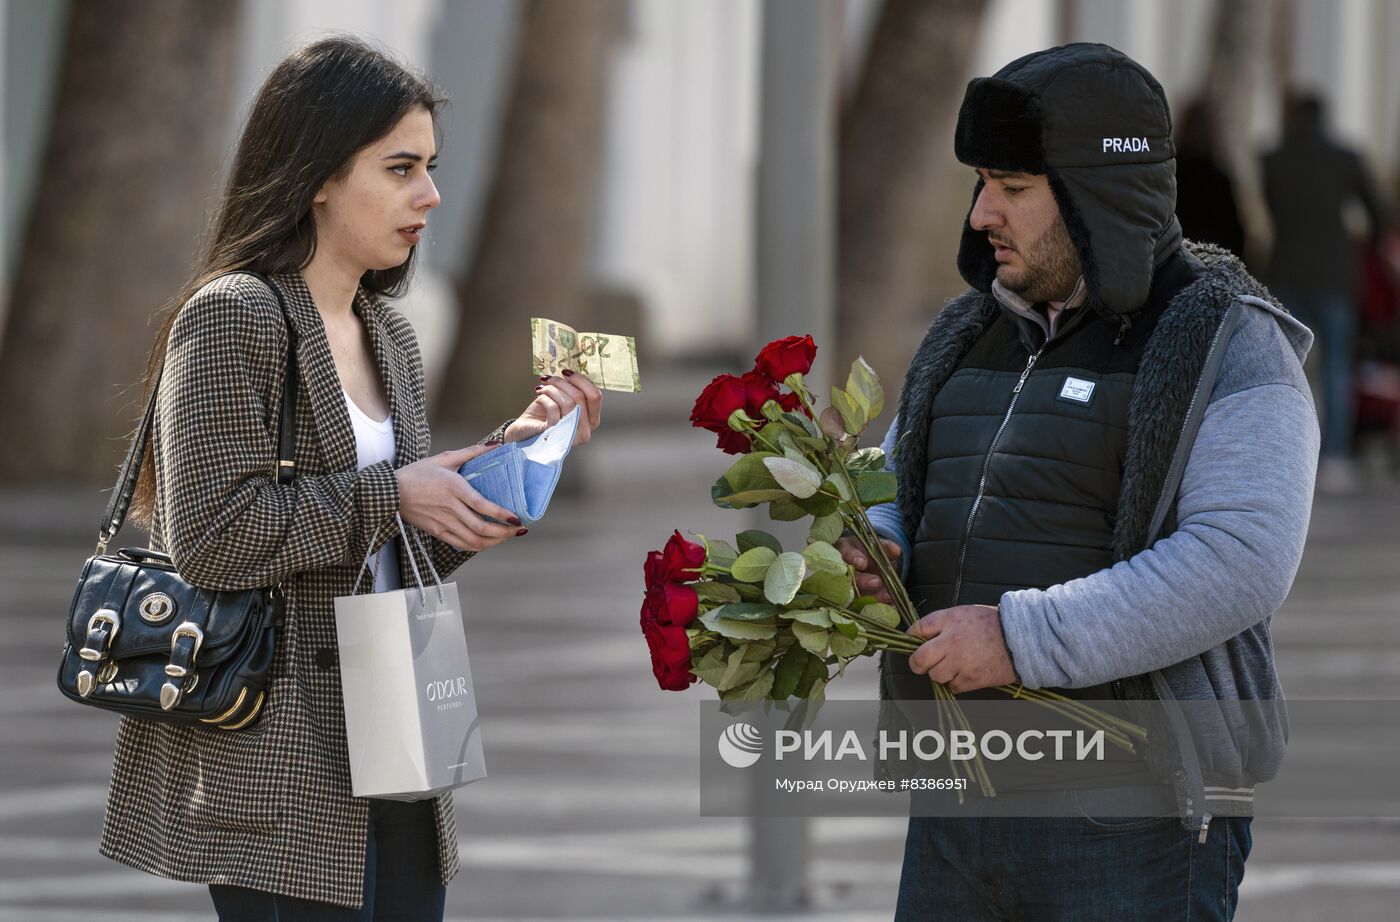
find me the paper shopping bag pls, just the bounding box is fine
[334,517,487,800]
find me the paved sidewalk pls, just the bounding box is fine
[2,443,1398,919]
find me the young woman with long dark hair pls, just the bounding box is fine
[100,37,602,919]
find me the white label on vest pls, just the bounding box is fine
[1059,377,1096,403]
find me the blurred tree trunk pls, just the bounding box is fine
[1201,0,1274,264]
[435,0,622,433]
[837,0,987,395]
[0,0,240,484]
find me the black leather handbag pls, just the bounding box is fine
[56,272,297,730]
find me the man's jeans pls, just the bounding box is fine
[208,799,446,921]
[1277,288,1355,458]
[895,793,1251,920]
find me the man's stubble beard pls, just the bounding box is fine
[998,215,1081,303]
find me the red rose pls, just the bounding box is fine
[643,580,699,627]
[738,370,779,414]
[645,532,706,587]
[690,373,750,433]
[776,390,808,416]
[755,335,816,383]
[660,530,705,580]
[714,428,752,455]
[641,611,696,691]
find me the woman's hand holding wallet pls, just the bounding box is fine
[396,446,527,552]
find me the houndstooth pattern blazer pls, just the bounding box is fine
[99,271,501,908]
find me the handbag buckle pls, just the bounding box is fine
[76,609,121,696]
[160,623,205,710]
[79,609,120,662]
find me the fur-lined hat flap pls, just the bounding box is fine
[954,43,1181,318]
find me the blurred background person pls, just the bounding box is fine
[1175,97,1246,258]
[1262,91,1393,493]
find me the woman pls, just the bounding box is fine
[100,37,602,918]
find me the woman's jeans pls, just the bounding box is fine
[1278,288,1355,458]
[895,802,1252,921]
[209,799,446,921]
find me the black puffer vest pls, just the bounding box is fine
[881,243,1242,706]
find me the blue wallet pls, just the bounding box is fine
[457,407,580,524]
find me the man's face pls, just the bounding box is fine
[969,168,1081,302]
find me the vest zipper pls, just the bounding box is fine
[951,345,1045,605]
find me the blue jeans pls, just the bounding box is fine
[895,799,1251,920]
[209,799,445,921]
[1277,289,1355,458]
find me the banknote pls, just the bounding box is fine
[531,318,641,393]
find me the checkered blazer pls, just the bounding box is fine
[99,271,502,908]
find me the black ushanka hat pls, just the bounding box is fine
[954,43,1182,325]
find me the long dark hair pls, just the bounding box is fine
[130,36,445,527]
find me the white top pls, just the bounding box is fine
[344,389,401,593]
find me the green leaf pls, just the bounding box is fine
[856,471,897,506]
[699,537,738,570]
[793,649,829,697]
[764,457,822,499]
[711,452,785,507]
[829,632,868,658]
[739,669,775,701]
[801,541,847,573]
[808,513,843,545]
[740,640,777,663]
[700,609,778,640]
[831,386,867,434]
[780,608,833,627]
[768,497,808,521]
[792,621,830,655]
[713,485,793,508]
[794,490,840,517]
[800,568,855,607]
[846,447,886,473]
[783,412,823,440]
[731,546,779,582]
[847,357,885,419]
[708,602,780,622]
[763,552,807,605]
[691,644,730,686]
[819,406,848,441]
[771,645,814,699]
[823,472,853,501]
[733,583,766,602]
[693,581,742,604]
[737,530,783,555]
[861,602,901,628]
[831,617,860,639]
[719,648,762,691]
[806,676,827,709]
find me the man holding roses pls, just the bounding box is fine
[845,44,1318,920]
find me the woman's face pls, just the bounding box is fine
[311,106,440,272]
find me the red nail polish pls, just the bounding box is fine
[539,375,551,382]
[562,369,575,377]
[534,385,543,392]
[507,516,522,526]
[516,528,529,536]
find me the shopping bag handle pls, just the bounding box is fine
[354,513,445,605]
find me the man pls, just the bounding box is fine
[1262,92,1392,493]
[843,44,1318,919]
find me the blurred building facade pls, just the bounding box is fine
[3,0,1398,363]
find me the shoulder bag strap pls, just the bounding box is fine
[97,271,298,553]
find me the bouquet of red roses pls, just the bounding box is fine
[640,336,1145,796]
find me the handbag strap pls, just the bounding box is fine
[98,271,298,552]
